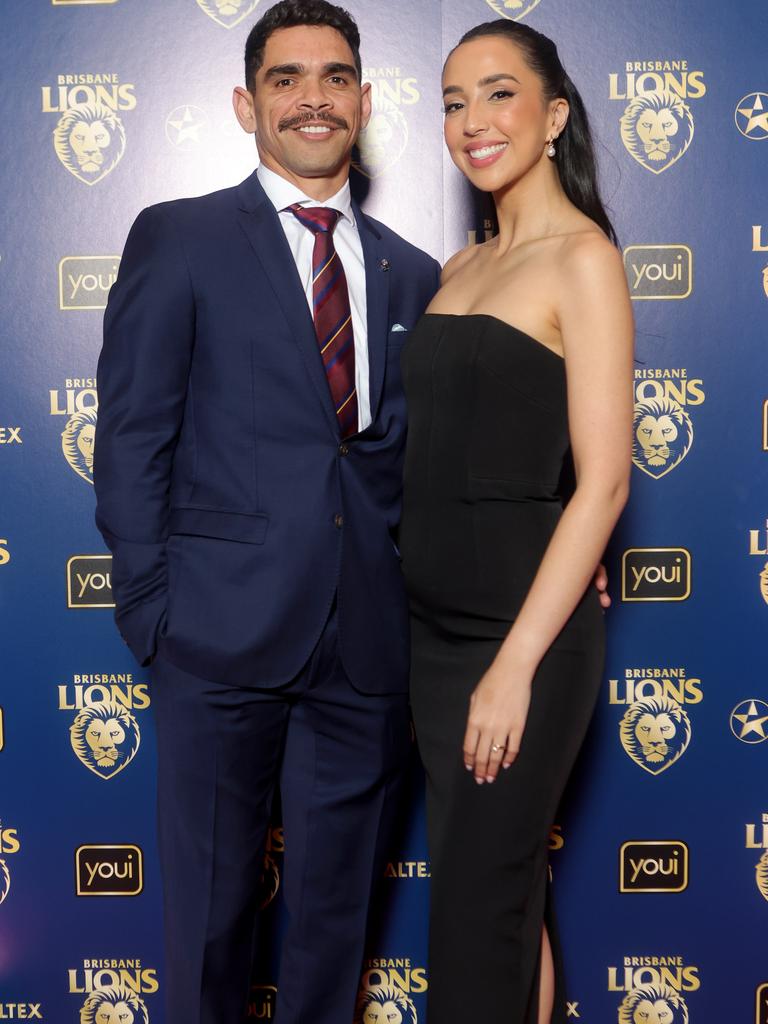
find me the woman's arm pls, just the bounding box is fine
[463,234,634,784]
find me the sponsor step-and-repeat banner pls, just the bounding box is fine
[1,0,766,1020]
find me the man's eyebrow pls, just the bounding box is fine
[264,62,358,80]
[442,73,521,97]
[264,63,305,79]
[323,62,358,78]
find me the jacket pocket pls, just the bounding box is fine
[168,506,269,544]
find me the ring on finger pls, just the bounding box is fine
[490,742,505,753]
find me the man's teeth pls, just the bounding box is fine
[298,125,333,134]
[469,143,507,160]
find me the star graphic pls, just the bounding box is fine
[731,700,768,743]
[166,106,208,148]
[736,93,768,139]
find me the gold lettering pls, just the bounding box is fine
[745,823,768,848]
[548,824,564,851]
[686,70,706,99]
[608,73,626,101]
[0,828,20,854]
[607,966,631,991]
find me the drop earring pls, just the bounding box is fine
[546,137,557,158]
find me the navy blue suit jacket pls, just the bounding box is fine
[94,170,440,693]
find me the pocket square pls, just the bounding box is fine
[390,323,408,332]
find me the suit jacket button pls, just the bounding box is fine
[334,513,344,528]
[339,443,349,456]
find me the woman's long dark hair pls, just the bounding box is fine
[453,21,617,245]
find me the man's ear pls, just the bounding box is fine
[232,86,256,135]
[360,81,373,132]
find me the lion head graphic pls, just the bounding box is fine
[756,850,768,902]
[620,90,694,174]
[354,98,409,179]
[53,103,126,185]
[80,986,149,1024]
[762,265,768,300]
[619,983,689,1024]
[357,985,417,1024]
[62,407,98,484]
[632,396,693,479]
[195,0,261,29]
[620,696,692,775]
[70,701,141,780]
[485,0,543,19]
[0,859,10,906]
[760,562,768,606]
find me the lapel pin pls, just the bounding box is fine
[379,258,390,272]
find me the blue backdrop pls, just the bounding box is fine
[1,1,767,1021]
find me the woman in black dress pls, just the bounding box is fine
[399,20,633,1024]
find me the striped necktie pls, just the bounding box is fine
[289,204,358,437]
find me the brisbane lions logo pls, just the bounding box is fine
[356,985,417,1024]
[485,0,543,20]
[53,103,126,185]
[355,98,409,179]
[0,859,9,906]
[620,696,692,775]
[70,701,141,780]
[620,90,694,174]
[80,986,149,1024]
[760,562,768,606]
[756,850,768,902]
[632,396,693,479]
[618,983,689,1024]
[62,408,98,484]
[195,0,261,29]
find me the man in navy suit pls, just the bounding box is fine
[93,2,440,1022]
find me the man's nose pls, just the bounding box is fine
[298,80,332,110]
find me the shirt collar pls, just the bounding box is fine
[257,163,355,226]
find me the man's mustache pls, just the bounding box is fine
[278,112,349,132]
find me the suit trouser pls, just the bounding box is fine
[149,604,410,1024]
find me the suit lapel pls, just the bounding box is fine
[355,203,390,427]
[236,171,339,436]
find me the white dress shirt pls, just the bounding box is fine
[256,163,371,432]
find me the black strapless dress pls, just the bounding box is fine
[400,314,604,1024]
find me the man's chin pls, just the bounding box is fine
[279,152,352,180]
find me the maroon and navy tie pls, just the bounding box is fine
[289,204,358,437]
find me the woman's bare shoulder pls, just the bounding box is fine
[555,228,623,279]
[440,242,485,285]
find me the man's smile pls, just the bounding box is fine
[278,112,348,134]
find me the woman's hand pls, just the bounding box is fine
[462,659,534,784]
[595,562,610,609]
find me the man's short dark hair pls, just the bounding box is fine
[245,0,362,92]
